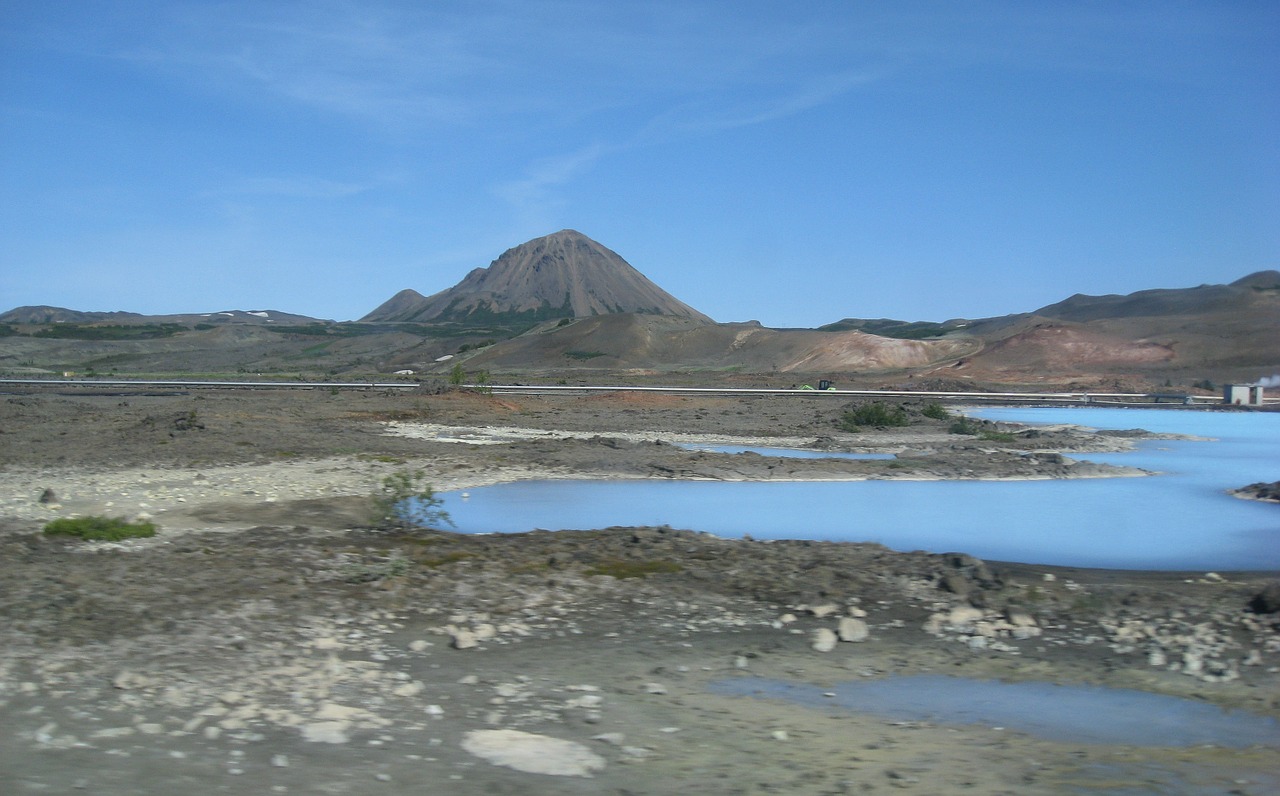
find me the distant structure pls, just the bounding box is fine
[1224,384,1265,406]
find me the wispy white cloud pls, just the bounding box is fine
[493,143,607,231]
[214,174,378,200]
[632,67,886,146]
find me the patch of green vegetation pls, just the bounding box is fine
[371,469,453,529]
[838,402,909,431]
[43,516,157,541]
[457,339,497,353]
[564,350,607,360]
[447,362,471,386]
[342,551,412,582]
[298,341,334,357]
[978,430,1017,442]
[949,417,980,435]
[921,403,951,421]
[585,559,683,579]
[0,323,17,337]
[948,416,1017,442]
[33,323,186,340]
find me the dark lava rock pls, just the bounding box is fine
[1247,582,1280,614]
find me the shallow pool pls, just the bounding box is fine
[708,675,1280,747]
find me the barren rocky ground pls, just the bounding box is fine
[1,386,1277,795]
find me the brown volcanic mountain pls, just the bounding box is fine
[934,270,1280,384]
[361,230,712,324]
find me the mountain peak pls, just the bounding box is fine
[362,231,712,324]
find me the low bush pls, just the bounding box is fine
[43,516,157,541]
[839,402,909,431]
[949,417,979,435]
[921,403,951,421]
[372,469,453,529]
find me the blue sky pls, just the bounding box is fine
[2,1,1276,326]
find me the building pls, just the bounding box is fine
[1223,384,1265,406]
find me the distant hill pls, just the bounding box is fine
[361,229,712,325]
[456,314,975,374]
[0,306,327,326]
[3,248,1275,387]
[1030,270,1280,323]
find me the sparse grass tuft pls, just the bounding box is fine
[44,516,157,541]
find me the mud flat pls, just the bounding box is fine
[1,388,1277,795]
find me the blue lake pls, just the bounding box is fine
[437,407,1280,570]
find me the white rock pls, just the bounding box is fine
[948,606,984,625]
[811,628,838,652]
[301,721,351,744]
[271,754,289,768]
[392,681,423,697]
[643,683,667,694]
[837,618,869,642]
[408,640,431,652]
[451,630,479,650]
[808,603,840,618]
[461,730,606,777]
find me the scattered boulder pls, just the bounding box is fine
[811,628,838,652]
[1247,582,1280,614]
[461,729,606,777]
[837,617,869,642]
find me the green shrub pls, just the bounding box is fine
[839,402,909,431]
[43,516,157,541]
[949,417,979,435]
[921,403,951,421]
[978,430,1016,442]
[448,363,465,385]
[372,470,453,529]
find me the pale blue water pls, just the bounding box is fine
[708,675,1280,747]
[435,407,1280,570]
